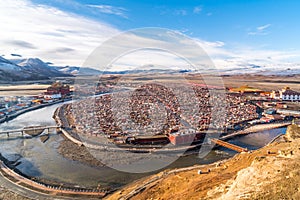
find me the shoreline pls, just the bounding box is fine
[0,159,108,199]
[53,103,289,194]
[0,96,289,199]
[0,98,109,199]
[0,94,291,200]
[0,99,67,124]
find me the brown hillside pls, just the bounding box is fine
[107,125,300,200]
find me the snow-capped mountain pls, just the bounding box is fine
[217,62,300,76]
[0,56,21,71]
[14,58,66,77]
[0,56,70,82]
[1,54,300,83]
[56,66,103,75]
[0,56,35,81]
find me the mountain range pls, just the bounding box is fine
[0,56,193,82]
[1,55,300,82]
[0,56,71,82]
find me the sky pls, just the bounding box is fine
[1,0,300,71]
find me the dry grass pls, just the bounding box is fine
[0,84,50,96]
[106,125,300,200]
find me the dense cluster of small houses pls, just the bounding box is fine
[68,83,258,145]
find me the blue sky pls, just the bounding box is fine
[1,0,300,71]
[30,0,300,50]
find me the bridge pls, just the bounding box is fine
[0,126,60,137]
[210,122,291,152]
[210,138,248,153]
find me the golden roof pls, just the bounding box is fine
[230,85,263,92]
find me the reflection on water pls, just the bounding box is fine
[218,127,287,153]
[233,127,286,147]
[0,103,287,188]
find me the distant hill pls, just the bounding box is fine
[55,66,193,76]
[100,68,193,75]
[13,58,68,77]
[2,54,300,83]
[55,66,103,76]
[0,56,71,82]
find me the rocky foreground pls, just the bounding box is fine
[106,124,300,200]
[0,186,31,200]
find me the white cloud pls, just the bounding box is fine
[185,36,300,73]
[0,0,119,66]
[88,4,127,18]
[81,27,300,73]
[257,24,271,31]
[193,6,202,14]
[108,50,190,71]
[208,47,300,73]
[0,1,299,74]
[81,29,220,72]
[248,24,271,35]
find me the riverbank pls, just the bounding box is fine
[58,138,105,168]
[106,125,300,200]
[0,159,107,199]
[0,186,31,200]
[0,99,292,199]
[53,101,289,199]
[0,99,110,199]
[0,99,66,124]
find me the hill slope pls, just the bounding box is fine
[0,56,70,82]
[107,125,300,200]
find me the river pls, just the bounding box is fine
[0,103,287,189]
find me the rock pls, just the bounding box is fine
[285,124,300,141]
[278,150,294,158]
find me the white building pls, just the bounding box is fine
[44,93,62,100]
[278,87,300,101]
